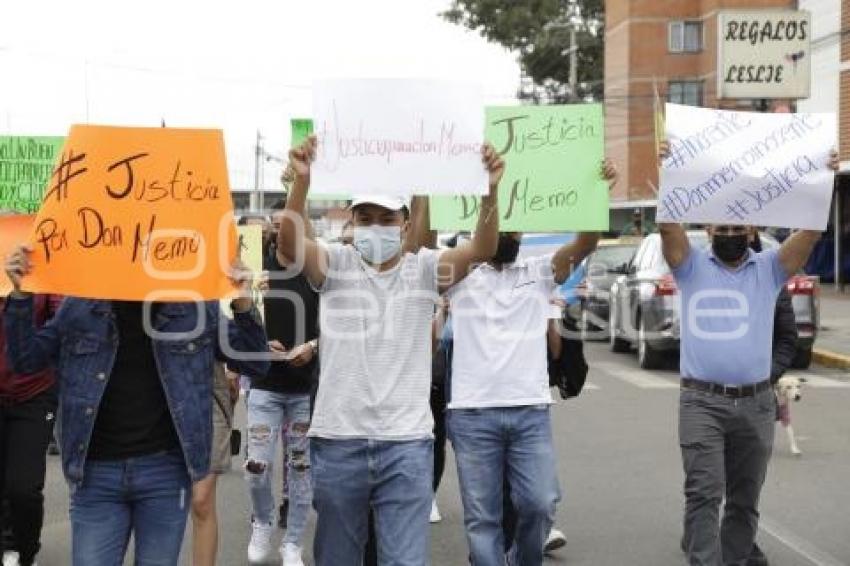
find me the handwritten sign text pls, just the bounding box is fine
[658,103,836,230]
[430,104,609,232]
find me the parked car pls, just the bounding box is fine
[576,237,642,338]
[608,231,819,369]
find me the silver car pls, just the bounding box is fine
[607,231,819,369]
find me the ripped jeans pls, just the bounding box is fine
[245,390,312,545]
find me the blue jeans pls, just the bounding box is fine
[245,389,312,545]
[448,406,560,566]
[69,450,190,566]
[311,438,433,566]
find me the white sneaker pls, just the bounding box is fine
[544,528,567,553]
[429,499,442,523]
[247,521,276,564]
[2,551,20,566]
[280,543,305,566]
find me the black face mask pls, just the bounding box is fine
[712,234,749,263]
[493,235,520,265]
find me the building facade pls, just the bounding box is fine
[843,0,850,166]
[604,0,797,228]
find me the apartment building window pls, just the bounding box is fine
[669,21,702,53]
[668,81,703,107]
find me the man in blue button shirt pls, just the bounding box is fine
[659,150,839,566]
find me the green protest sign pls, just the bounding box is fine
[290,118,348,201]
[429,104,608,232]
[290,118,314,148]
[0,136,65,213]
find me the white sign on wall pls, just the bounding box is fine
[658,103,836,230]
[311,79,487,196]
[717,10,812,99]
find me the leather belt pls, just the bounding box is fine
[680,378,771,398]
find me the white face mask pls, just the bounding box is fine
[352,225,402,264]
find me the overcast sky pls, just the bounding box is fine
[0,0,520,191]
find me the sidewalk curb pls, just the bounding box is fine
[812,348,850,370]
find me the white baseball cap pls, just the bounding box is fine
[349,194,409,212]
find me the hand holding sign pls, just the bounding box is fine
[4,244,32,295]
[658,140,671,164]
[289,135,317,184]
[482,143,505,189]
[829,150,839,172]
[228,257,255,314]
[600,159,618,186]
[0,215,35,296]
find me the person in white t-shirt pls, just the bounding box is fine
[446,163,615,566]
[277,135,504,566]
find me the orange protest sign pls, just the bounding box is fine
[21,125,238,301]
[0,214,35,297]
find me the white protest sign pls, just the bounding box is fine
[311,79,487,196]
[658,104,836,230]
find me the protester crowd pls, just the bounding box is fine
[0,128,841,566]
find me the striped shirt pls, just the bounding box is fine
[309,244,440,440]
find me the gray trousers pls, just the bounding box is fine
[679,388,775,566]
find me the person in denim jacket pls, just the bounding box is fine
[3,244,269,566]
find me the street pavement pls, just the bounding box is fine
[34,343,850,565]
[815,287,850,362]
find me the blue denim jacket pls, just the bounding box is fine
[3,295,269,485]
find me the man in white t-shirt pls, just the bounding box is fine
[447,228,602,566]
[277,136,504,566]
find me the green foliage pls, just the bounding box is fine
[442,0,604,102]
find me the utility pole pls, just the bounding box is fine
[835,184,843,292]
[569,25,578,100]
[546,0,583,102]
[84,58,90,123]
[253,130,263,212]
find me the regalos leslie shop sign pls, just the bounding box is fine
[717,10,811,100]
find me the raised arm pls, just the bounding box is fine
[437,144,503,292]
[404,196,437,253]
[3,246,64,374]
[551,158,619,283]
[778,151,839,276]
[277,136,330,288]
[657,140,690,269]
[660,224,690,269]
[215,258,270,378]
[552,233,599,285]
[777,230,820,276]
[282,163,317,241]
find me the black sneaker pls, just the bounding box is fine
[278,499,289,530]
[747,543,769,566]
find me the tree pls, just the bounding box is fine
[442,0,604,103]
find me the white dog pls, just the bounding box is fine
[775,376,806,456]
